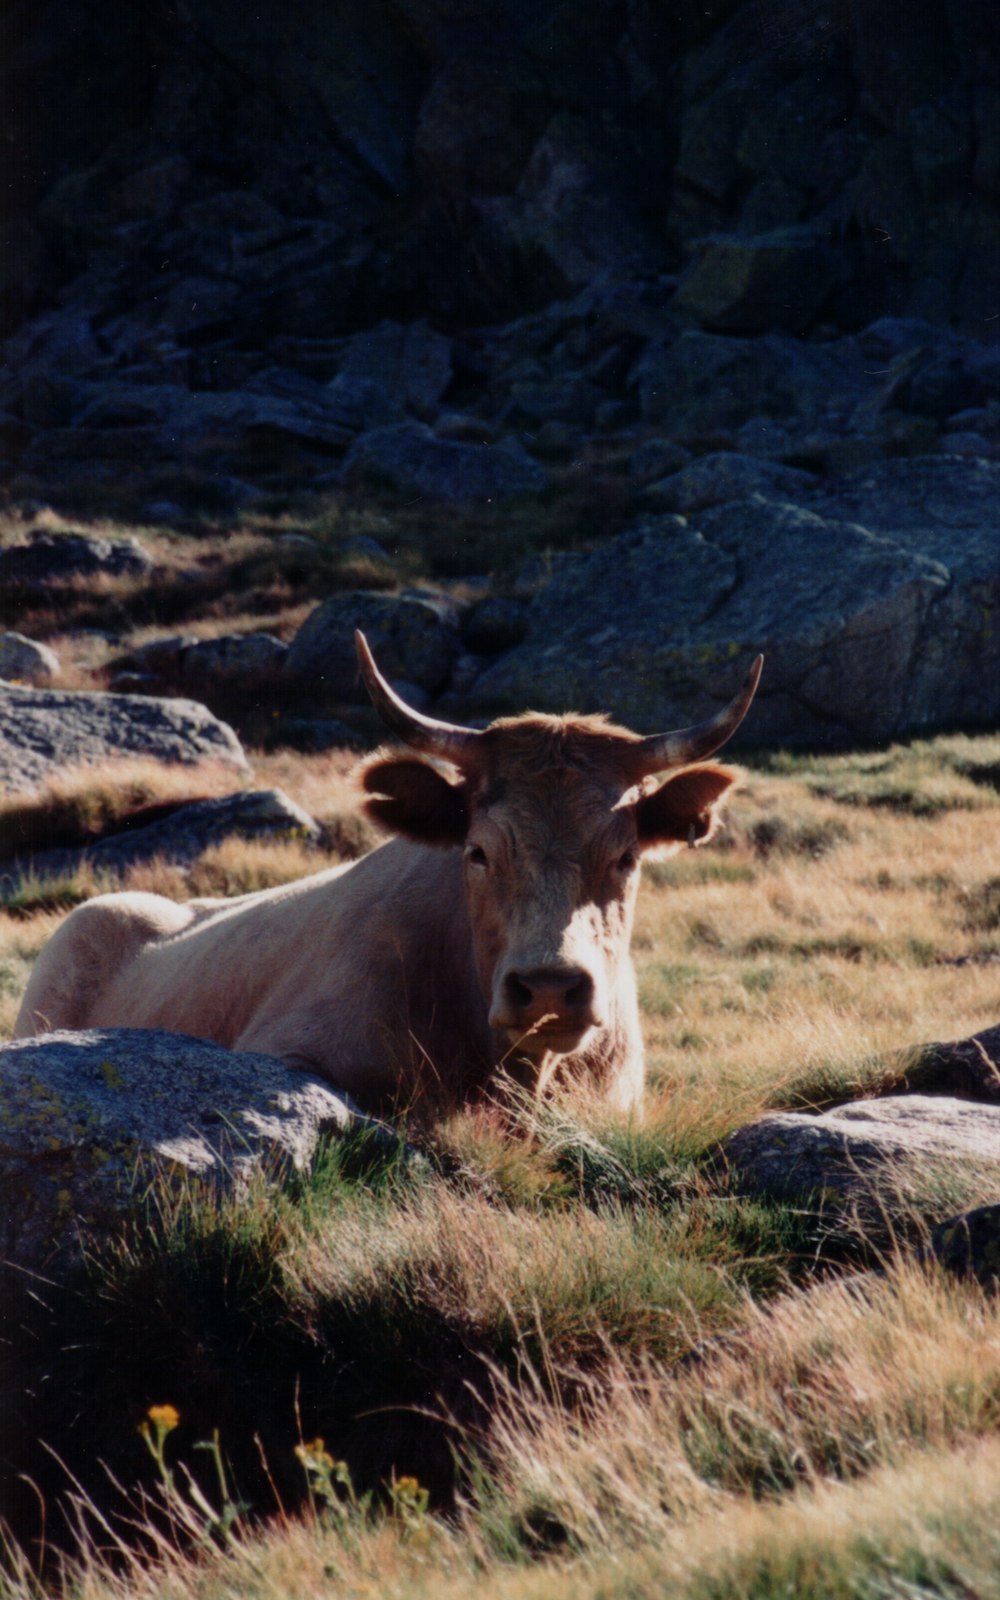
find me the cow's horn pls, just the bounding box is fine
[631,654,763,774]
[355,631,483,761]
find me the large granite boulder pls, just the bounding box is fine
[469,456,1000,747]
[0,1030,379,1271]
[0,683,250,794]
[287,590,460,702]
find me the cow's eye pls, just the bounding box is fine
[617,848,639,874]
[467,845,489,868]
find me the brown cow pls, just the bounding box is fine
[14,634,762,1114]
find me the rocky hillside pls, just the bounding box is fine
[1,0,999,747]
[3,2,998,479]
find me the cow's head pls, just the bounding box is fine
[356,632,761,1074]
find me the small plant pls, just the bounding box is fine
[138,1404,250,1552]
[137,1403,181,1497]
[294,1436,370,1527]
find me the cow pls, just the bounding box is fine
[14,633,762,1116]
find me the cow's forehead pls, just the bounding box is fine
[479,713,642,781]
[471,720,639,852]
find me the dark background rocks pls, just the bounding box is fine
[4,2,999,467]
[2,1,1000,748]
[4,1,999,349]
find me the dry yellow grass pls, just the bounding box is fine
[0,757,244,861]
[3,734,1000,1599]
[633,771,1000,1139]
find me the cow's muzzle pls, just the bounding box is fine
[490,963,603,1054]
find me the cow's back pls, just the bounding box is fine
[13,891,199,1037]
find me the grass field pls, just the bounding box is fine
[2,715,1000,1599]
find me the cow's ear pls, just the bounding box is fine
[359,755,468,846]
[635,763,738,850]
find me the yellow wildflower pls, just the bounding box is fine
[147,1403,180,1433]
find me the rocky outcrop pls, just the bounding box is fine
[1,3,997,509]
[0,529,153,591]
[468,456,1000,747]
[723,1096,1000,1228]
[0,632,60,686]
[287,590,461,703]
[4,1,997,345]
[16,789,320,883]
[0,682,250,794]
[0,1029,384,1271]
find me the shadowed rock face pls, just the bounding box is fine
[469,456,1000,747]
[3,2,998,345]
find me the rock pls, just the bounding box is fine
[629,328,868,436]
[276,717,363,753]
[673,227,845,335]
[0,632,60,686]
[628,438,692,483]
[122,634,201,679]
[448,652,489,695]
[941,431,994,459]
[413,52,543,197]
[176,633,289,688]
[114,633,288,695]
[529,420,578,460]
[0,310,102,407]
[461,596,532,655]
[144,499,184,523]
[479,112,659,295]
[723,1096,1000,1227]
[0,530,154,591]
[881,1023,1000,1105]
[106,672,159,695]
[328,320,453,420]
[18,789,320,883]
[471,456,1000,747]
[287,591,459,701]
[109,382,354,457]
[0,1029,383,1271]
[0,411,33,453]
[343,533,392,564]
[643,452,816,512]
[0,683,250,795]
[931,1205,1000,1289]
[341,422,548,502]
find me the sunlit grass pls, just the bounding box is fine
[4,730,1000,1596]
[0,758,242,862]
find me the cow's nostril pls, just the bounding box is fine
[565,971,594,1011]
[504,972,535,1010]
